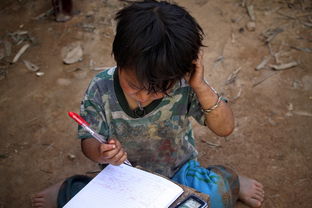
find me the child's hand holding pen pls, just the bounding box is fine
[81,136,130,166]
[98,139,128,166]
[69,112,132,166]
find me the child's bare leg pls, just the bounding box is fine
[52,0,72,22]
[239,176,264,207]
[31,182,62,208]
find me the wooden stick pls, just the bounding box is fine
[256,56,271,70]
[12,43,30,63]
[247,5,256,21]
[252,71,278,87]
[269,61,299,70]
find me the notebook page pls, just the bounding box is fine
[64,164,184,208]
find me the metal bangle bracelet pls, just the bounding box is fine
[202,94,222,114]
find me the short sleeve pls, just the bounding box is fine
[78,80,110,140]
[186,88,206,126]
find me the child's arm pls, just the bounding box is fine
[186,50,234,137]
[81,138,128,165]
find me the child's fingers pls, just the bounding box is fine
[112,152,128,166]
[108,138,122,148]
[101,145,119,159]
[100,138,121,153]
[107,147,123,161]
[111,149,127,165]
[99,143,116,153]
[100,138,126,164]
[192,49,204,64]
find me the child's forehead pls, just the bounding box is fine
[120,69,141,84]
[120,68,137,79]
[119,67,179,93]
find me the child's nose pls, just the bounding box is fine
[153,92,164,99]
[136,91,151,103]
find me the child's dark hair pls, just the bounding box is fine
[113,0,204,93]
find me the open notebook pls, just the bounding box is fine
[64,164,184,208]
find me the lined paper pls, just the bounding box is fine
[64,164,183,208]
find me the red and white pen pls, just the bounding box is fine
[68,112,132,166]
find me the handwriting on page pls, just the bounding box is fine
[98,165,171,207]
[64,164,183,208]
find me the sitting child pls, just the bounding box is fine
[32,1,264,207]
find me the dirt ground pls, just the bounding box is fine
[0,0,311,207]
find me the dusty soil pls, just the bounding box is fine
[0,0,311,207]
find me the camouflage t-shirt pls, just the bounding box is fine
[78,67,206,178]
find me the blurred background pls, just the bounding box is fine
[0,0,311,207]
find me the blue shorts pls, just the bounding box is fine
[171,160,240,208]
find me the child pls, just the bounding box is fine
[32,1,264,207]
[52,0,73,22]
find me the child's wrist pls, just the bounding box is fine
[191,81,211,94]
[192,82,221,110]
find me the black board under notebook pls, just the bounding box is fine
[63,164,184,208]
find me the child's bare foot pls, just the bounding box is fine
[55,13,72,22]
[239,175,264,207]
[31,182,62,208]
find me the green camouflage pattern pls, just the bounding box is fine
[78,67,206,178]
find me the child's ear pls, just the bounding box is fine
[190,63,196,73]
[184,66,194,81]
[184,73,190,82]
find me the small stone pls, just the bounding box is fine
[62,42,83,64]
[36,72,45,77]
[246,21,256,31]
[23,60,39,72]
[67,153,76,160]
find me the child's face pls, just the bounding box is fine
[119,69,165,105]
